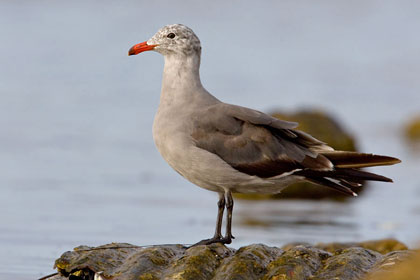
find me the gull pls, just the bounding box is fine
[128,24,400,245]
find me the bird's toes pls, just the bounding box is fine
[190,238,219,247]
[190,235,233,247]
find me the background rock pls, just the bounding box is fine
[405,115,420,141]
[314,239,408,255]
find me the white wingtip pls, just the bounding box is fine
[352,192,358,197]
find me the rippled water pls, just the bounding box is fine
[1,1,420,279]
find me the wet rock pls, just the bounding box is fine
[48,239,412,280]
[314,239,408,255]
[213,244,282,280]
[263,245,331,279]
[55,243,185,280]
[366,250,420,280]
[314,247,382,279]
[164,244,233,280]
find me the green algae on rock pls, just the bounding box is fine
[213,244,282,280]
[314,239,408,255]
[366,249,420,280]
[55,243,185,280]
[263,245,331,280]
[49,239,412,280]
[314,247,382,280]
[164,244,233,280]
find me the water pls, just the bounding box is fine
[1,1,420,279]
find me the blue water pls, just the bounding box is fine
[1,1,420,279]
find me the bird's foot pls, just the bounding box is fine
[190,235,234,247]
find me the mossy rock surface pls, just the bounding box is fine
[48,239,412,280]
[236,109,359,200]
[366,249,420,280]
[314,238,408,255]
[405,116,420,141]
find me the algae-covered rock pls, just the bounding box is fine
[366,249,420,280]
[164,244,233,280]
[48,239,412,280]
[263,245,331,280]
[314,239,408,255]
[213,244,282,280]
[405,115,420,141]
[314,247,382,279]
[55,243,185,280]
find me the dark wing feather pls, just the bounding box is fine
[191,103,332,178]
[305,177,357,196]
[320,151,401,168]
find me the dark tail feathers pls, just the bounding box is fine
[296,151,400,196]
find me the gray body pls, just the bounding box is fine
[152,53,307,195]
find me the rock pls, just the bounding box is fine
[314,239,408,255]
[236,109,359,200]
[263,245,331,280]
[366,250,420,280]
[314,247,382,279]
[405,115,420,141]
[164,244,233,280]
[213,244,282,280]
[48,239,412,280]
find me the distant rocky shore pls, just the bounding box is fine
[41,239,418,280]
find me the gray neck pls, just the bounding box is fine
[159,51,218,107]
[162,51,202,91]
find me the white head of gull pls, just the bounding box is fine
[129,24,400,246]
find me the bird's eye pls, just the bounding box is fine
[167,33,176,39]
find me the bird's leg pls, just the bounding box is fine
[213,192,225,239]
[190,192,226,246]
[221,190,235,244]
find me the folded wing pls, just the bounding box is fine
[191,103,401,196]
[191,103,334,178]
